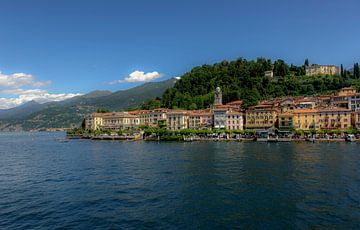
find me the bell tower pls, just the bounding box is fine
[214,87,222,105]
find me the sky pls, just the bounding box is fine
[0,0,360,109]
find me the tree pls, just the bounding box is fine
[160,57,359,109]
[354,63,360,79]
[273,59,290,77]
[304,58,309,67]
[341,64,344,77]
[97,108,111,113]
[141,99,161,110]
[81,119,86,130]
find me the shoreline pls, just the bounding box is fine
[66,134,360,143]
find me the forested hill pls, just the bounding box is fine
[161,58,360,109]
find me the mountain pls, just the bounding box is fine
[0,100,46,120]
[0,78,177,131]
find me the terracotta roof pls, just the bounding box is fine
[189,112,212,116]
[292,109,318,113]
[226,100,243,105]
[167,110,189,114]
[317,107,351,112]
[249,104,276,109]
[226,111,243,115]
[295,97,317,103]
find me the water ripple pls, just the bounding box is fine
[0,133,360,229]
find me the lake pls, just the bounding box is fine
[0,132,360,229]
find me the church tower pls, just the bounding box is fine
[214,87,222,105]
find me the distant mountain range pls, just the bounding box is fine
[0,78,177,131]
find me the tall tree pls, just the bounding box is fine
[273,59,290,77]
[353,63,357,78]
[304,58,309,67]
[354,63,360,79]
[341,64,344,77]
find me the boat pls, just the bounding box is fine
[345,134,356,142]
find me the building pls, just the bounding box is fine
[293,109,319,130]
[329,87,358,110]
[278,113,294,130]
[213,107,228,129]
[305,65,340,76]
[225,100,243,110]
[101,112,140,130]
[264,70,274,78]
[279,97,295,113]
[350,94,360,111]
[318,95,331,107]
[338,87,357,96]
[245,103,279,129]
[225,111,244,130]
[188,110,213,130]
[353,110,360,129]
[166,110,189,131]
[138,108,168,127]
[292,107,351,131]
[317,107,351,130]
[85,113,104,130]
[294,97,317,109]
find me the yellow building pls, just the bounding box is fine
[188,111,213,130]
[85,113,104,130]
[353,110,360,129]
[293,109,319,130]
[245,104,278,129]
[98,112,140,130]
[305,65,340,76]
[166,110,189,131]
[292,107,351,131]
[138,108,168,127]
[317,107,351,130]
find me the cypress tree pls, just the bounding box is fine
[304,58,309,67]
[340,64,344,77]
[353,63,356,78]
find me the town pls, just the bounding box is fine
[81,72,360,142]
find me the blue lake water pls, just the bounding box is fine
[0,132,360,229]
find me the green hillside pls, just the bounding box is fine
[162,58,360,109]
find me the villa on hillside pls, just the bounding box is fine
[305,64,340,76]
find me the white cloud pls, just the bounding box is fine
[0,89,82,109]
[111,70,163,84]
[0,72,51,88]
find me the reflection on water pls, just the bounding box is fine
[0,132,360,229]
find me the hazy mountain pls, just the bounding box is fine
[0,100,46,120]
[0,78,177,131]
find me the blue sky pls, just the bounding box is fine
[0,0,359,108]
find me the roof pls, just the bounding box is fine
[306,64,339,68]
[226,111,243,115]
[167,110,189,115]
[189,112,212,116]
[316,107,351,112]
[292,109,318,114]
[248,104,277,110]
[295,97,317,103]
[226,100,243,105]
